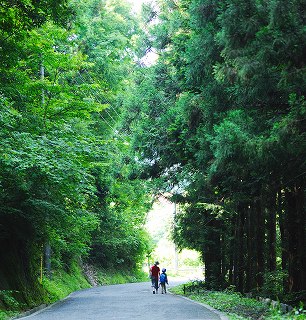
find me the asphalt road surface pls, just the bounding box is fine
[20,281,227,320]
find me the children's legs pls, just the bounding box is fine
[161,283,166,294]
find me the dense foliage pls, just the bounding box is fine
[1,0,305,312]
[123,0,306,303]
[171,282,306,320]
[0,0,152,309]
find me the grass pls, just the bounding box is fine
[0,263,91,320]
[95,268,148,285]
[0,310,19,320]
[0,263,148,320]
[0,290,24,320]
[170,283,306,320]
[41,262,91,303]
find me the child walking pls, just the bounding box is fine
[159,268,169,294]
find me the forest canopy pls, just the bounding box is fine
[0,0,153,306]
[0,0,305,309]
[121,0,306,302]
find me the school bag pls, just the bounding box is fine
[160,273,166,283]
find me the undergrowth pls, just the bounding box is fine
[41,262,91,303]
[0,263,147,320]
[0,311,19,320]
[170,283,306,320]
[95,268,148,285]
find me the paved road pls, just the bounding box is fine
[20,281,226,320]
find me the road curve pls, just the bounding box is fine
[20,281,226,320]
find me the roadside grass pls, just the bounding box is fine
[0,290,21,320]
[95,268,148,285]
[0,310,19,320]
[41,262,91,303]
[0,264,148,320]
[0,263,93,320]
[170,284,306,320]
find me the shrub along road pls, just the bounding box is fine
[19,281,227,319]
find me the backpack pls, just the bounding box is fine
[160,273,166,283]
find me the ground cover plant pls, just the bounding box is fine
[0,265,148,320]
[170,282,306,320]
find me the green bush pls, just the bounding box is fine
[262,271,288,298]
[0,290,21,310]
[0,291,21,320]
[170,282,306,320]
[42,263,91,303]
[95,268,148,285]
[0,310,19,320]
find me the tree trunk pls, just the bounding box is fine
[220,231,226,288]
[255,197,265,290]
[266,192,277,272]
[203,220,222,289]
[278,188,289,292]
[233,204,245,292]
[228,216,235,285]
[285,182,306,292]
[245,204,255,292]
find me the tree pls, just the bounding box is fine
[124,0,306,299]
[0,0,153,308]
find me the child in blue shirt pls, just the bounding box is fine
[159,268,169,294]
